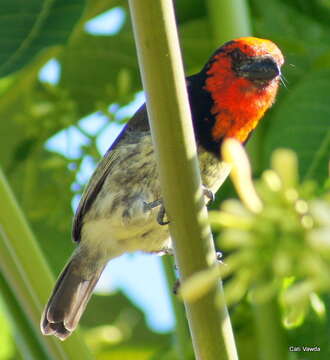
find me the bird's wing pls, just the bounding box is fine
[72,104,149,242]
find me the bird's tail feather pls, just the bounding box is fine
[40,256,105,340]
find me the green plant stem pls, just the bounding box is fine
[0,273,48,360]
[161,256,192,360]
[206,0,252,45]
[253,298,288,360]
[128,1,238,359]
[0,168,92,360]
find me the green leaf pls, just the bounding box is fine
[179,18,214,74]
[0,0,86,77]
[287,294,330,360]
[81,292,173,359]
[264,70,330,183]
[60,25,140,116]
[6,147,76,273]
[59,15,214,117]
[82,292,171,344]
[0,304,15,359]
[175,0,207,23]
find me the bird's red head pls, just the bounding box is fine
[201,37,284,145]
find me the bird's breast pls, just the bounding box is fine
[81,134,229,257]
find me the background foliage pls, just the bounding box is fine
[0,0,329,359]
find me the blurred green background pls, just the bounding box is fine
[0,0,329,359]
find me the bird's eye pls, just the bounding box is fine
[230,49,245,63]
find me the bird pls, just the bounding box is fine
[41,37,284,340]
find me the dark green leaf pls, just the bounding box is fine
[0,0,86,76]
[264,70,330,183]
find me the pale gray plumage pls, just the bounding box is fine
[40,103,230,340]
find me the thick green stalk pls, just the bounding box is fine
[0,273,47,360]
[161,256,192,360]
[0,168,92,360]
[206,0,252,45]
[253,298,288,360]
[128,1,238,359]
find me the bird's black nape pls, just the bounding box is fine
[187,72,223,158]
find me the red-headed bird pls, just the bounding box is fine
[41,37,284,339]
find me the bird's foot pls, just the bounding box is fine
[157,203,169,225]
[173,252,223,295]
[173,279,180,295]
[152,247,174,256]
[202,186,215,203]
[143,199,169,225]
[216,251,223,263]
[144,187,214,226]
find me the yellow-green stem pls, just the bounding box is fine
[0,168,92,360]
[0,273,47,360]
[253,298,288,360]
[128,1,238,359]
[207,0,252,45]
[161,256,192,360]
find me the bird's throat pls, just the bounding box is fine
[207,76,280,143]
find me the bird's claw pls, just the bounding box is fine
[144,187,214,226]
[216,251,223,263]
[173,252,222,295]
[173,279,180,295]
[202,186,215,203]
[157,204,169,225]
[143,199,162,211]
[144,199,169,225]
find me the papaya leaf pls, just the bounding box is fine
[0,0,86,77]
[264,70,330,184]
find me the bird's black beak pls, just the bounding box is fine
[239,57,280,82]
